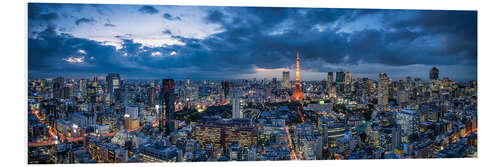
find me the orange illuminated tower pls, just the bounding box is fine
[292,48,304,101]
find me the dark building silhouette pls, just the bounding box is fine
[430,67,439,80]
[159,79,175,135]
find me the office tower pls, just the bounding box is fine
[51,77,65,99]
[52,78,62,99]
[160,79,175,134]
[405,76,413,91]
[230,88,242,119]
[336,72,345,84]
[56,77,64,86]
[328,72,334,86]
[186,78,190,85]
[377,73,390,106]
[62,86,72,99]
[78,79,86,92]
[272,77,277,88]
[345,72,351,84]
[397,90,409,106]
[222,81,231,101]
[292,48,305,101]
[321,80,327,90]
[282,71,290,88]
[330,84,337,99]
[429,67,439,80]
[327,72,333,96]
[87,76,98,104]
[147,86,156,106]
[106,73,120,94]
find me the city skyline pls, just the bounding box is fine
[27,4,478,163]
[28,3,477,81]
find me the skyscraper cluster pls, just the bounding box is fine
[28,57,476,164]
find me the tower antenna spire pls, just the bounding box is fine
[292,48,304,101]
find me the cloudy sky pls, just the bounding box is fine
[28,3,477,81]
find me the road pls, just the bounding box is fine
[285,125,299,160]
[297,108,305,123]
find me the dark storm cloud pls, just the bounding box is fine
[27,4,477,81]
[37,12,59,22]
[28,3,61,24]
[382,10,477,63]
[28,27,143,79]
[205,10,225,24]
[200,8,477,71]
[138,5,159,14]
[162,29,172,35]
[75,17,95,25]
[163,13,181,20]
[37,24,58,37]
[104,23,116,27]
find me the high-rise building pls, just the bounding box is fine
[377,73,390,106]
[230,88,242,119]
[429,67,439,80]
[87,76,98,104]
[56,77,64,86]
[52,78,62,99]
[397,90,409,106]
[79,79,87,92]
[282,71,290,88]
[51,77,65,99]
[160,79,175,134]
[345,72,351,84]
[292,48,304,101]
[222,81,231,101]
[147,86,156,106]
[328,72,335,97]
[272,77,277,88]
[106,73,120,94]
[336,72,345,84]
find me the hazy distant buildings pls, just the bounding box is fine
[282,71,291,88]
